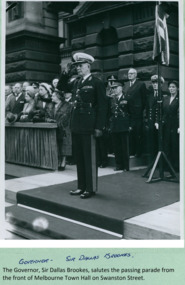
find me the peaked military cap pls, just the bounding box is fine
[72,52,94,65]
[107,75,118,82]
[111,80,124,88]
[151,75,165,84]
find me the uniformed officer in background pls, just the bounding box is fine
[106,75,118,98]
[146,75,165,164]
[70,52,108,199]
[109,80,130,171]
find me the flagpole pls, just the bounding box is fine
[143,58,178,183]
[143,2,178,183]
[157,61,164,179]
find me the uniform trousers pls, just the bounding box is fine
[73,133,97,192]
[146,126,158,164]
[96,133,108,166]
[129,120,143,156]
[111,132,129,170]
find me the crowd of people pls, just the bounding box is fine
[5,52,179,195]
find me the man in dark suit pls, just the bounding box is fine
[6,83,25,123]
[109,80,130,171]
[124,68,147,157]
[70,52,108,198]
[5,85,16,116]
[146,75,165,164]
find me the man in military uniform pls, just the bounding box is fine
[109,80,130,171]
[146,75,165,164]
[70,52,108,199]
[106,75,118,98]
[124,68,147,157]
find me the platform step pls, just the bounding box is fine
[123,203,180,240]
[5,205,122,240]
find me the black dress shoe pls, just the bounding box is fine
[99,162,107,168]
[114,167,123,171]
[80,191,95,199]
[58,166,65,171]
[70,189,84,195]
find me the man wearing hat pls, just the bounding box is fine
[146,75,165,163]
[106,75,118,98]
[109,80,130,171]
[124,68,147,157]
[70,52,108,199]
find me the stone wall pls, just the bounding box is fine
[6,2,64,84]
[61,2,179,87]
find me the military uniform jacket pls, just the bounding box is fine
[124,80,147,124]
[109,94,130,133]
[71,74,108,134]
[146,87,158,128]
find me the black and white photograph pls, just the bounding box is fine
[2,0,183,241]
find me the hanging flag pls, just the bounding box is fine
[153,2,170,66]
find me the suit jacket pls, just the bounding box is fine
[5,93,16,115]
[71,74,108,134]
[11,93,25,114]
[124,80,147,124]
[109,94,130,133]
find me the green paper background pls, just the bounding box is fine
[0,1,184,284]
[0,248,185,284]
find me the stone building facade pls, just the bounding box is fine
[6,2,179,86]
[6,2,64,84]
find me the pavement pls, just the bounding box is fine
[4,162,181,240]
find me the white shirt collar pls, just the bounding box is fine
[15,93,22,101]
[82,73,91,81]
[130,79,136,86]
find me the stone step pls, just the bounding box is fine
[5,205,122,240]
[123,203,180,240]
